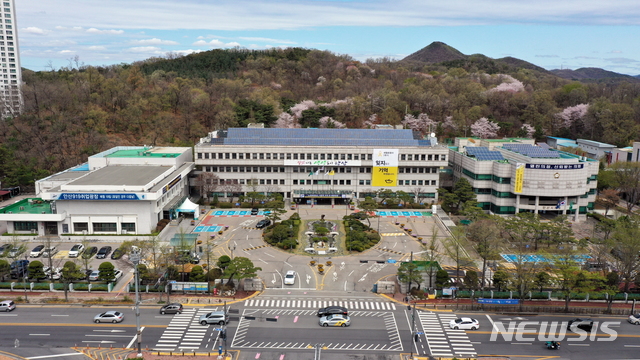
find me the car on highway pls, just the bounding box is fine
[628,313,640,325]
[319,314,351,327]
[568,318,593,332]
[0,300,16,312]
[449,317,479,330]
[111,247,126,260]
[317,306,348,317]
[251,208,259,215]
[8,246,25,258]
[68,244,85,258]
[160,303,183,315]
[96,246,112,259]
[94,311,124,323]
[41,246,58,258]
[284,270,296,285]
[256,219,271,229]
[30,245,45,258]
[199,311,228,325]
[82,246,98,259]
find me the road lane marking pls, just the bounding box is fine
[27,353,86,359]
[51,315,68,317]
[29,334,50,336]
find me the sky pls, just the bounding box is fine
[16,0,640,76]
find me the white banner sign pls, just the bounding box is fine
[373,149,399,167]
[284,160,361,166]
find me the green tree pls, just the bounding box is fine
[422,226,442,289]
[98,261,116,282]
[398,261,422,292]
[217,255,232,271]
[223,257,262,289]
[438,178,476,213]
[28,260,46,280]
[467,218,501,288]
[358,197,379,227]
[534,271,551,292]
[609,161,640,213]
[610,216,640,291]
[264,205,287,224]
[463,270,479,290]
[435,269,450,289]
[61,261,84,301]
[0,259,9,281]
[190,265,206,282]
[492,270,510,292]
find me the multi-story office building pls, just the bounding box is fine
[0,0,21,118]
[448,138,598,220]
[194,127,448,205]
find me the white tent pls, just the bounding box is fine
[176,198,200,220]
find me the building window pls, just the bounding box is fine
[359,180,365,185]
[73,222,89,232]
[197,153,202,159]
[346,180,351,185]
[280,179,285,185]
[418,180,423,185]
[293,180,298,185]
[401,154,406,160]
[431,180,437,185]
[293,154,298,160]
[398,180,404,185]
[225,153,230,159]
[93,223,117,232]
[260,179,265,185]
[266,153,271,160]
[121,223,136,232]
[14,221,37,231]
[287,153,292,160]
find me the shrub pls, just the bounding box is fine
[219,202,233,208]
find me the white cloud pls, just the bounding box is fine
[192,39,239,48]
[127,46,161,53]
[55,26,84,31]
[59,50,75,54]
[22,27,49,35]
[239,37,296,44]
[535,54,559,58]
[611,50,623,53]
[131,38,179,45]
[86,28,124,35]
[87,45,106,50]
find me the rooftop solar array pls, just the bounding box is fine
[209,128,432,147]
[466,146,505,161]
[502,144,560,158]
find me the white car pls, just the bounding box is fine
[89,270,100,281]
[68,244,85,258]
[284,270,296,285]
[41,246,58,258]
[30,245,45,258]
[89,269,123,282]
[628,314,640,325]
[449,317,479,330]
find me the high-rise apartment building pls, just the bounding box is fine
[0,0,21,118]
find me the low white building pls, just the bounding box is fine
[0,146,194,236]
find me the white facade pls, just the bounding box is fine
[194,128,448,205]
[450,138,598,219]
[0,0,21,118]
[0,146,194,236]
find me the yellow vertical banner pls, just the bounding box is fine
[514,163,525,193]
[372,149,399,187]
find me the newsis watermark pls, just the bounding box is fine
[490,321,619,342]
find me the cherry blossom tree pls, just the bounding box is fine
[521,124,535,138]
[555,104,589,129]
[273,112,300,128]
[364,114,378,128]
[402,113,437,135]
[290,100,317,118]
[470,117,500,138]
[488,74,525,93]
[318,116,346,129]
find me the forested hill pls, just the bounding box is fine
[2,45,640,190]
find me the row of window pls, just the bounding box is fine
[474,188,597,198]
[479,203,594,215]
[73,223,135,232]
[462,169,512,184]
[205,166,439,174]
[210,178,437,187]
[197,151,445,162]
[398,180,437,186]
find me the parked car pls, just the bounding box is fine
[568,318,593,332]
[111,247,126,260]
[0,244,13,256]
[284,270,296,285]
[68,244,85,258]
[88,270,100,281]
[319,314,351,327]
[29,245,45,258]
[111,269,123,282]
[251,208,259,215]
[317,306,348,317]
[160,303,183,315]
[41,246,58,258]
[94,311,124,323]
[8,246,25,258]
[82,246,98,259]
[89,269,123,282]
[449,317,479,330]
[0,300,16,312]
[199,311,228,325]
[256,219,271,229]
[10,260,29,279]
[96,246,112,259]
[628,313,640,325]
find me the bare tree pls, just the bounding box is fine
[467,218,502,289]
[609,162,640,213]
[194,172,220,199]
[421,226,442,289]
[220,180,242,202]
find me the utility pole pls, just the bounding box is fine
[130,246,142,357]
[409,301,417,359]
[407,251,413,297]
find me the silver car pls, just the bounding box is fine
[319,314,351,327]
[94,311,124,323]
[199,311,228,325]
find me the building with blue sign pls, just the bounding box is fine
[448,138,598,219]
[0,146,194,236]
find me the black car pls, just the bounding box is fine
[82,246,98,259]
[256,219,271,229]
[568,318,593,332]
[317,306,348,317]
[96,246,112,259]
[160,303,183,315]
[111,247,126,260]
[251,208,259,215]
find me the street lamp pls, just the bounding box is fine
[130,246,142,357]
[23,254,28,303]
[228,244,236,259]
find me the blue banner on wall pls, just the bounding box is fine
[477,298,519,305]
[56,193,141,200]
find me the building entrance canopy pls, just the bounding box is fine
[176,198,200,219]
